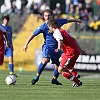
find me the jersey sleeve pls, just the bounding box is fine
[33,24,44,36]
[53,29,63,41]
[0,25,6,34]
[56,18,68,27]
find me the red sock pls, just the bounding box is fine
[73,77,80,84]
[71,68,78,77]
[62,71,80,84]
[62,71,72,80]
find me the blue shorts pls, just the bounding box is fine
[4,46,13,57]
[42,44,61,66]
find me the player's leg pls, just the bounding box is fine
[50,51,62,85]
[5,47,15,75]
[59,54,82,87]
[69,68,80,78]
[31,45,50,85]
[8,56,14,74]
[51,64,62,85]
[31,57,49,85]
[67,56,80,78]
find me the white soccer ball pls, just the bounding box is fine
[5,75,16,85]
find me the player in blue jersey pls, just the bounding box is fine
[23,9,82,85]
[2,15,15,75]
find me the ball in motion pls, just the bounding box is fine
[5,74,16,85]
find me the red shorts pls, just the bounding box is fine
[60,53,79,70]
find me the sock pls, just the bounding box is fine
[62,71,80,84]
[35,62,46,79]
[70,68,78,77]
[53,68,59,80]
[8,64,14,74]
[62,71,72,80]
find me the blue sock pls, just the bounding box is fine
[35,62,46,79]
[8,64,14,74]
[53,68,59,79]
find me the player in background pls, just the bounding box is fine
[0,25,10,65]
[2,15,14,75]
[47,18,87,87]
[23,9,82,85]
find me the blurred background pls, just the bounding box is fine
[0,0,100,73]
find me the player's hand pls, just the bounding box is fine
[77,19,82,24]
[6,42,10,48]
[81,49,87,55]
[55,48,61,52]
[23,45,28,52]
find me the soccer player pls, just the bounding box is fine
[47,18,87,87]
[23,9,82,85]
[2,15,14,75]
[0,24,10,65]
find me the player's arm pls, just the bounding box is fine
[55,40,63,52]
[53,29,63,52]
[23,25,43,52]
[3,32,10,48]
[67,18,82,24]
[23,34,35,52]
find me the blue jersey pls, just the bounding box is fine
[33,18,67,65]
[34,18,67,49]
[2,24,13,57]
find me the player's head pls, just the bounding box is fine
[43,9,54,22]
[2,15,10,25]
[47,18,59,32]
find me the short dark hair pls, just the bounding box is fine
[43,9,54,17]
[2,15,10,21]
[47,18,59,28]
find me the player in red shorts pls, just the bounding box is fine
[0,25,10,65]
[47,18,87,87]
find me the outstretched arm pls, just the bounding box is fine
[23,34,35,52]
[67,18,82,24]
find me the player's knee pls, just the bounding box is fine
[58,66,63,74]
[59,57,62,62]
[42,58,49,64]
[9,57,13,63]
[54,64,58,70]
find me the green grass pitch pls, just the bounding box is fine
[0,70,100,100]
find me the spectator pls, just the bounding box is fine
[97,0,100,10]
[68,3,74,15]
[72,0,79,12]
[40,2,49,13]
[89,17,100,32]
[85,0,93,7]
[86,4,93,16]
[65,0,71,14]
[97,9,100,20]
[30,0,35,13]
[82,9,89,31]
[20,0,28,16]
[4,0,11,11]
[15,0,21,12]
[53,3,61,18]
[11,1,17,14]
[78,3,84,12]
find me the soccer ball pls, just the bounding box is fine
[5,74,16,85]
